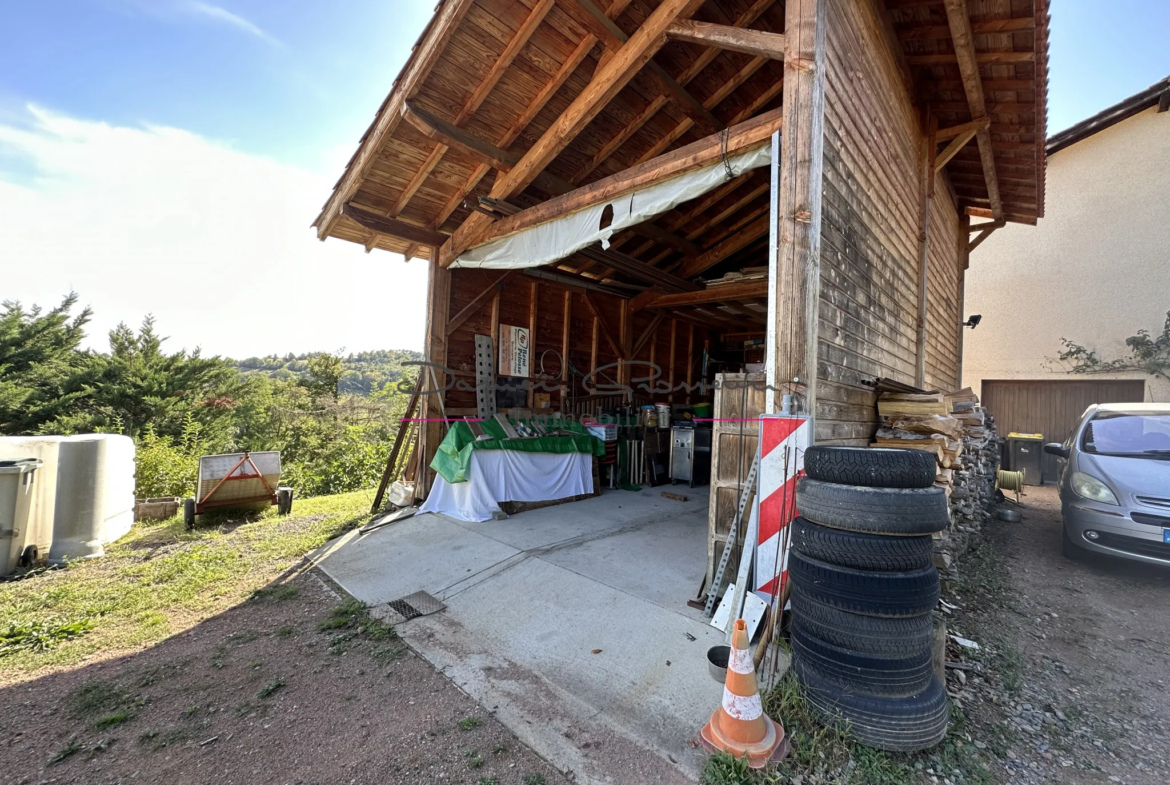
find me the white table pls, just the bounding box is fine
[420,449,594,522]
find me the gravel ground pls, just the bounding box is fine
[0,569,571,785]
[943,486,1170,785]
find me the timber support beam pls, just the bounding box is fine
[341,203,448,248]
[665,20,786,60]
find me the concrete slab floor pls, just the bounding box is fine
[310,487,723,785]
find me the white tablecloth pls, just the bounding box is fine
[420,449,594,522]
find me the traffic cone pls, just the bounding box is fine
[699,618,789,768]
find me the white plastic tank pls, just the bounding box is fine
[50,434,135,563]
[0,436,62,564]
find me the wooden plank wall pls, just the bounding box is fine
[815,0,965,444]
[442,270,708,413]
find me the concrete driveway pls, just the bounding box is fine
[310,488,725,785]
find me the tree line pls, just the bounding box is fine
[1,294,421,499]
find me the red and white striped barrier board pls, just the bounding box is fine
[754,414,812,601]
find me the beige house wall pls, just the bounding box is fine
[961,105,1170,402]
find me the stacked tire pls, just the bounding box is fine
[789,446,949,752]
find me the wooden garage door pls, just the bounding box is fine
[982,380,1147,444]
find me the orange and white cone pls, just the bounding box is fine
[699,619,788,768]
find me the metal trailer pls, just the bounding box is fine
[184,451,292,529]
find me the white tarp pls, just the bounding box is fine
[451,144,772,270]
[419,449,593,522]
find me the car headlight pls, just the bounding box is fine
[1071,471,1120,506]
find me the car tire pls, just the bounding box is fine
[791,517,934,571]
[803,446,937,489]
[792,625,934,698]
[789,551,940,618]
[1062,526,1085,561]
[796,478,949,535]
[800,668,949,752]
[791,592,934,657]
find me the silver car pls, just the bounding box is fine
[1045,403,1170,566]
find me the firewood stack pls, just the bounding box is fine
[870,388,1000,578]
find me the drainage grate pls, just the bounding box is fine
[385,591,446,621]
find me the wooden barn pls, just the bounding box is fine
[312,0,1050,500]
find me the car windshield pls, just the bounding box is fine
[1081,413,1170,456]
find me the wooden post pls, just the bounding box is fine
[591,316,599,381]
[668,319,677,404]
[620,300,632,399]
[561,291,572,408]
[420,248,451,497]
[527,280,538,407]
[955,213,971,390]
[686,324,695,404]
[770,0,827,420]
[915,112,937,389]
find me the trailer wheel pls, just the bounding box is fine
[184,498,196,530]
[277,487,294,515]
[19,544,38,568]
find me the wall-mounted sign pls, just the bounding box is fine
[499,325,530,377]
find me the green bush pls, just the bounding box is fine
[134,418,204,498]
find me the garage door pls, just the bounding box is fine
[981,380,1147,444]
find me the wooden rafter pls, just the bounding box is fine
[439,0,709,268]
[630,278,768,311]
[676,213,769,279]
[582,291,624,358]
[445,270,517,335]
[449,106,781,263]
[665,20,785,60]
[314,0,476,239]
[341,203,448,247]
[631,312,666,357]
[942,0,1004,222]
[905,52,1035,66]
[935,117,989,142]
[557,0,722,133]
[389,0,556,222]
[575,246,698,292]
[897,16,1036,40]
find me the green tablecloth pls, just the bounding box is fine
[431,418,605,484]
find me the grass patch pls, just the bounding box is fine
[276,625,296,637]
[478,779,499,785]
[0,616,94,657]
[93,709,136,729]
[68,680,130,717]
[257,678,285,698]
[48,738,84,765]
[466,749,485,769]
[250,583,299,602]
[0,490,373,680]
[458,716,483,731]
[523,775,546,785]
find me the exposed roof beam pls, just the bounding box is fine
[934,127,978,172]
[676,213,770,279]
[446,270,518,336]
[576,246,699,292]
[906,52,1035,66]
[898,16,1036,40]
[665,20,785,60]
[967,223,1001,252]
[631,312,666,357]
[401,101,572,197]
[439,0,709,267]
[388,0,557,221]
[935,117,989,141]
[557,0,722,133]
[631,278,768,311]
[450,106,782,262]
[943,0,1004,222]
[582,291,624,357]
[341,203,448,247]
[313,0,476,239]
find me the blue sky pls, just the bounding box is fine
[0,0,1167,356]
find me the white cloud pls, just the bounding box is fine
[184,2,279,45]
[0,106,428,358]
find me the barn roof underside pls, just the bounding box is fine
[314,0,1049,328]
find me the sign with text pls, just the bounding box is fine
[499,325,530,377]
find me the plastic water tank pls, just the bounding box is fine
[0,459,46,577]
[0,436,62,564]
[50,435,135,563]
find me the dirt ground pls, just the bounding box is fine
[0,568,571,785]
[953,485,1170,785]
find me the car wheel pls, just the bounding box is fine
[1062,526,1085,561]
[791,516,935,571]
[791,624,935,698]
[789,551,940,618]
[800,669,949,752]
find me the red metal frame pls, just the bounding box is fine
[194,452,278,515]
